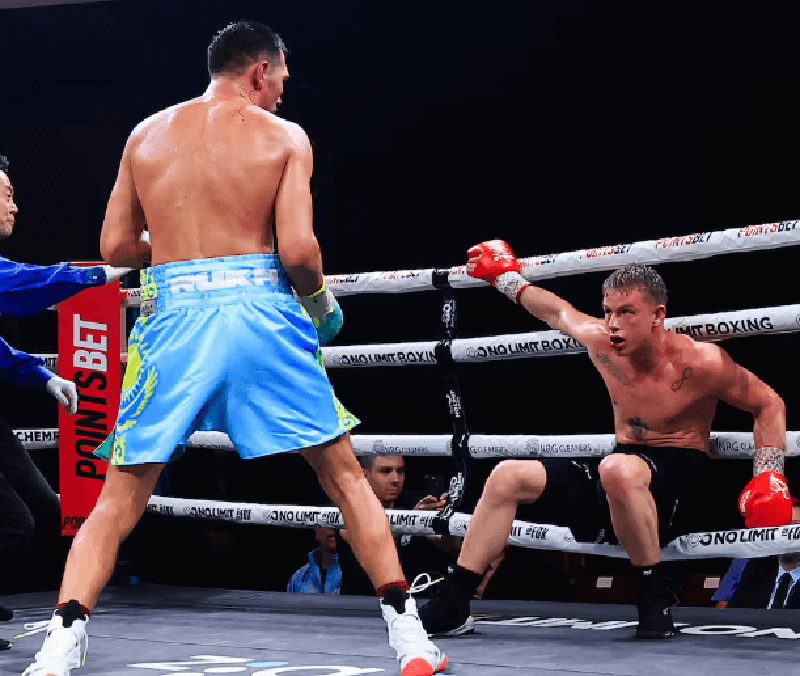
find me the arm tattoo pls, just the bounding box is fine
[594,352,630,385]
[671,366,693,392]
[754,446,784,476]
[626,416,650,439]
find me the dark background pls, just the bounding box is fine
[1,0,799,596]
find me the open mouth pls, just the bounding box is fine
[609,335,625,349]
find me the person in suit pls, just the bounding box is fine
[722,498,800,609]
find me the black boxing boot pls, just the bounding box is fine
[635,564,676,639]
[0,600,12,622]
[418,565,479,636]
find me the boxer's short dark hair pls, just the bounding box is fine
[0,154,8,176]
[208,20,287,76]
[602,263,667,306]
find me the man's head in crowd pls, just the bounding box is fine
[359,455,405,507]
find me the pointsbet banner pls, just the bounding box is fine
[58,272,121,536]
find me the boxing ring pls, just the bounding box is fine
[3,221,800,675]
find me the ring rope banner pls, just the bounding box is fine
[19,428,800,459]
[142,495,800,561]
[110,222,800,304]
[320,304,800,368]
[33,304,800,370]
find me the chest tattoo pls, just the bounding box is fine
[594,352,630,385]
[671,366,693,392]
[626,416,650,439]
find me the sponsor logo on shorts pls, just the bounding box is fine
[168,268,280,294]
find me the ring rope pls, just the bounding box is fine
[18,428,800,459]
[32,304,800,371]
[143,495,800,561]
[323,303,800,368]
[112,221,800,305]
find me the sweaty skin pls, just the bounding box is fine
[457,283,785,574]
[101,52,312,274]
[570,288,784,456]
[61,52,405,611]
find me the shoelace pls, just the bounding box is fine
[408,573,444,595]
[14,621,50,639]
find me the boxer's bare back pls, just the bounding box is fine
[103,52,305,268]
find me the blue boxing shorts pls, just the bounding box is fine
[95,254,358,465]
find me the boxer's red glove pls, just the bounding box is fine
[466,240,530,303]
[738,471,793,528]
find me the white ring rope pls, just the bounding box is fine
[32,304,800,371]
[323,303,800,368]
[143,495,800,561]
[18,429,800,459]
[112,221,800,305]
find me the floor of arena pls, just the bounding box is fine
[2,585,798,675]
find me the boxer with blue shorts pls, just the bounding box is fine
[96,254,357,465]
[28,23,445,676]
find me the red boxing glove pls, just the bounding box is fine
[466,240,530,303]
[738,471,793,528]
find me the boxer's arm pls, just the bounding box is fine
[275,124,323,296]
[518,286,604,346]
[99,136,151,269]
[712,346,786,464]
[467,241,602,345]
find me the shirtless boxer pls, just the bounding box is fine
[419,240,790,639]
[24,22,445,676]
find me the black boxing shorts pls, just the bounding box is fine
[517,444,713,545]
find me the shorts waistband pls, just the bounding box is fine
[139,254,293,315]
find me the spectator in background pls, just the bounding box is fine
[337,456,459,595]
[287,526,341,594]
[715,497,800,609]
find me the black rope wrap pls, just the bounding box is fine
[432,290,472,536]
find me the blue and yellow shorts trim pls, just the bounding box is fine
[95,254,358,465]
